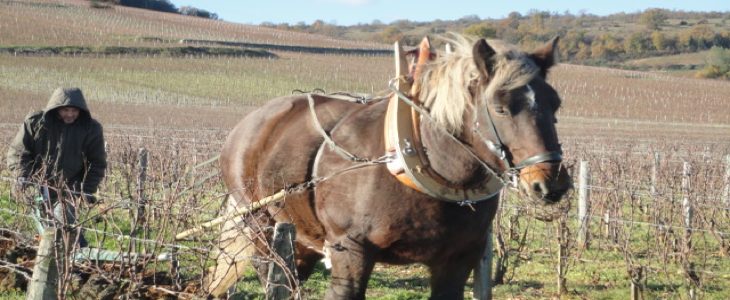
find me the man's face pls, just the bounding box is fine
[58,107,80,124]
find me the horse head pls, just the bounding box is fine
[416,35,572,212]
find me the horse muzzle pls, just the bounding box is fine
[518,162,572,203]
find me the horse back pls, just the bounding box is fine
[220,94,360,245]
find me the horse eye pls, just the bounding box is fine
[494,106,508,116]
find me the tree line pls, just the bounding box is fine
[89,0,218,20]
[261,9,730,68]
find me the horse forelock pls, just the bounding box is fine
[418,34,539,134]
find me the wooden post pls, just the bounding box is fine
[557,217,569,295]
[722,154,730,207]
[650,152,660,196]
[132,148,148,254]
[578,161,590,249]
[137,147,148,241]
[127,148,147,264]
[27,185,58,300]
[26,230,58,300]
[473,224,493,300]
[169,247,180,290]
[266,223,297,300]
[682,162,692,234]
[631,281,640,300]
[681,161,696,299]
[647,152,660,214]
[630,266,644,300]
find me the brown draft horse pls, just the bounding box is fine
[206,34,572,299]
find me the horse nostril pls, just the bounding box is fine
[532,181,547,196]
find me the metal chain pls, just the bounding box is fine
[295,89,390,164]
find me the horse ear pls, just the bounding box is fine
[530,36,559,78]
[410,37,434,96]
[473,39,496,79]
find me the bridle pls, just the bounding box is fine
[386,78,563,203]
[474,83,563,186]
[383,38,562,204]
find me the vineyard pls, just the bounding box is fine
[2,0,730,299]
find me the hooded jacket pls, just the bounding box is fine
[6,87,106,195]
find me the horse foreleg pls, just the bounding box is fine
[324,236,376,300]
[429,257,479,300]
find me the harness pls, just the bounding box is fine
[300,38,562,206]
[383,39,562,205]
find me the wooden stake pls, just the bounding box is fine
[578,160,591,249]
[266,223,297,300]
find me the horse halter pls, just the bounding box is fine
[475,84,563,186]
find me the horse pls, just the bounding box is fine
[205,34,572,299]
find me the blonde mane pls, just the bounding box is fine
[417,34,540,134]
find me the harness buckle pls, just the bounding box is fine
[402,138,417,156]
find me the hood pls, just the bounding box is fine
[42,87,92,122]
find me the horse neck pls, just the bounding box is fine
[419,120,486,187]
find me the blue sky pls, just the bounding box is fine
[174,0,728,26]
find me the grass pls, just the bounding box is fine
[0,291,24,300]
[219,214,730,299]
[205,186,729,299]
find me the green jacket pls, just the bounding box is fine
[6,88,106,195]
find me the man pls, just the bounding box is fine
[6,87,107,247]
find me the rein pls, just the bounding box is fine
[294,38,563,205]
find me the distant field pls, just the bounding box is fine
[2,53,728,127]
[624,50,709,69]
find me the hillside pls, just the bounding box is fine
[263,9,730,74]
[1,0,729,126]
[0,0,387,49]
[4,1,730,76]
